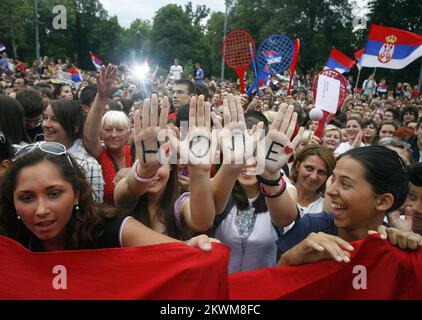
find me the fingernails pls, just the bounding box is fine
[343,256,350,263]
[380,233,387,240]
[336,255,342,262]
[203,242,211,251]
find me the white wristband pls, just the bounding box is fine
[131,160,159,183]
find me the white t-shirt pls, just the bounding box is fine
[334,141,366,157]
[169,65,183,80]
[215,182,296,274]
[283,196,325,234]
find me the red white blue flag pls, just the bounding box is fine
[361,24,422,69]
[324,48,356,74]
[89,51,104,70]
[354,48,365,70]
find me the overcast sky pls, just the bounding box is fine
[100,0,226,28]
[100,0,370,28]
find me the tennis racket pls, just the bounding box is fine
[288,39,300,96]
[247,34,294,96]
[312,68,348,138]
[222,29,255,94]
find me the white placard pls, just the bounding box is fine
[314,75,340,114]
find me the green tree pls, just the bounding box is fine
[151,4,208,76]
[230,0,355,74]
[0,0,33,59]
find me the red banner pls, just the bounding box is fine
[229,235,422,299]
[0,236,230,300]
[1,235,422,300]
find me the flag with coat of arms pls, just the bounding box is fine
[360,24,422,69]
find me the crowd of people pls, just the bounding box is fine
[0,53,421,283]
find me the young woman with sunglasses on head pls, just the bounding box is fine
[0,142,216,252]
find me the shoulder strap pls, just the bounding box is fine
[211,196,236,236]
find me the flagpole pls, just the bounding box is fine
[373,67,377,78]
[354,67,362,98]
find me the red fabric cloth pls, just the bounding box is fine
[229,235,422,299]
[0,236,229,300]
[96,145,132,205]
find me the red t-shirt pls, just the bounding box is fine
[97,145,132,205]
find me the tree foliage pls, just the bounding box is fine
[0,0,420,84]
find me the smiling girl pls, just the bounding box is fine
[277,146,421,266]
[0,143,215,252]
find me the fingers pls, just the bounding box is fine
[189,96,197,130]
[236,96,245,123]
[285,112,298,139]
[211,112,223,129]
[221,98,229,125]
[196,95,205,127]
[134,109,142,134]
[307,233,354,263]
[386,227,422,250]
[159,96,170,129]
[377,225,388,239]
[149,94,159,127]
[204,102,211,130]
[228,94,238,122]
[186,234,213,252]
[271,103,288,131]
[279,105,294,134]
[290,127,305,149]
[141,98,150,129]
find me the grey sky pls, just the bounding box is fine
[100,0,226,28]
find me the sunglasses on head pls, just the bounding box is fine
[12,142,74,168]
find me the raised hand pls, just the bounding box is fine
[169,95,216,172]
[97,64,118,99]
[260,103,304,179]
[211,94,262,167]
[133,94,169,171]
[387,208,413,232]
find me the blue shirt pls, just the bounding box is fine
[276,212,338,254]
[195,68,204,83]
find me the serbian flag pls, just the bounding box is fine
[0,42,5,52]
[0,236,230,299]
[324,48,356,74]
[361,24,422,69]
[89,51,104,70]
[69,66,82,83]
[354,48,365,70]
[229,235,422,300]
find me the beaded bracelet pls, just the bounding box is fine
[259,178,286,198]
[131,160,159,183]
[256,172,283,186]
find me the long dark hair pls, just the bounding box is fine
[0,149,103,250]
[49,99,84,144]
[131,164,180,238]
[232,181,267,214]
[0,94,30,144]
